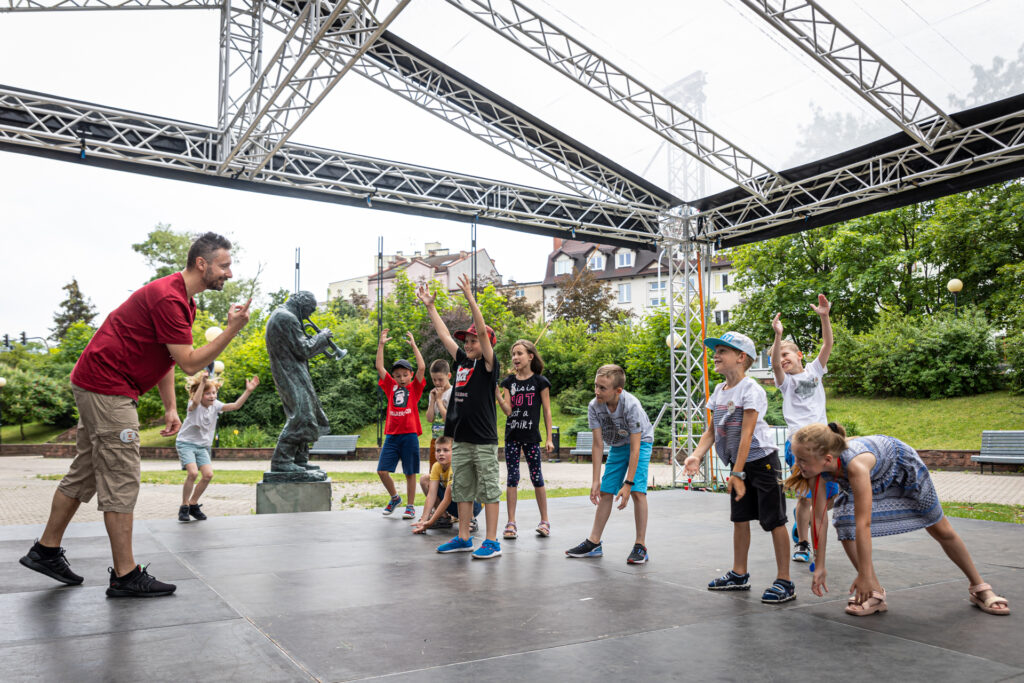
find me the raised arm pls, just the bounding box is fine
[167,298,251,375]
[770,312,786,386]
[187,370,208,412]
[376,329,390,379]
[812,294,833,367]
[456,274,494,370]
[407,332,426,382]
[417,284,459,358]
[223,375,260,412]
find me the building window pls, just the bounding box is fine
[515,288,525,298]
[555,258,572,276]
[618,283,631,303]
[588,252,605,271]
[649,280,666,291]
[649,297,665,307]
[719,273,729,291]
[616,251,633,268]
[714,310,730,325]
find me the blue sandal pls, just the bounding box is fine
[708,570,750,591]
[762,578,796,604]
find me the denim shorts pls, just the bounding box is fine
[600,441,652,494]
[377,433,421,475]
[177,441,212,468]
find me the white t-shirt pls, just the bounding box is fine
[778,357,828,439]
[176,399,224,447]
[431,387,453,438]
[708,377,777,466]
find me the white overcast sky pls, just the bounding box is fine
[1,0,1020,339]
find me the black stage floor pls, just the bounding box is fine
[1,491,1022,682]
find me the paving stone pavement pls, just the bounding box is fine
[0,456,1021,526]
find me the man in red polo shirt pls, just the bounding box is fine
[19,232,251,597]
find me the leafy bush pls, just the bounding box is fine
[219,425,277,448]
[1002,333,1024,395]
[0,361,76,435]
[828,309,1001,399]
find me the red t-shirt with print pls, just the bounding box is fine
[71,272,196,400]
[379,373,426,435]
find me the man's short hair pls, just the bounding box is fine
[186,232,232,269]
[434,436,454,448]
[429,359,450,374]
[595,364,626,389]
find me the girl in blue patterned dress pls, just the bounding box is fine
[786,423,1010,617]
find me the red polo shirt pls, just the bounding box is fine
[71,272,196,400]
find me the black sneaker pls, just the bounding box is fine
[434,515,453,529]
[19,541,84,585]
[188,504,207,521]
[626,543,649,564]
[178,505,190,522]
[565,539,603,558]
[106,564,176,598]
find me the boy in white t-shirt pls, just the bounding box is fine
[685,332,795,604]
[175,370,259,521]
[771,294,837,562]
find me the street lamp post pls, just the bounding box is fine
[947,278,964,318]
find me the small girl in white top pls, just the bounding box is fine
[175,370,259,521]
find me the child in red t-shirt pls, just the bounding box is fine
[376,329,427,519]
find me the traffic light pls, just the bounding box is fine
[2,334,8,348]
[20,331,27,345]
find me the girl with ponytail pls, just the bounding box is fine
[787,423,1010,617]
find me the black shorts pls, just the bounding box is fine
[729,452,787,532]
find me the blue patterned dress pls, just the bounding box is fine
[826,435,943,541]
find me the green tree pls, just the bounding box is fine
[547,267,616,330]
[0,362,76,437]
[50,278,97,341]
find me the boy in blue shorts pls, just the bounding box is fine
[566,364,654,565]
[376,329,426,520]
[771,294,837,562]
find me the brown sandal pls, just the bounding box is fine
[503,521,518,539]
[845,589,887,616]
[969,583,1010,615]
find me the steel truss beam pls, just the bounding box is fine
[218,0,263,146]
[443,0,781,200]
[256,11,672,208]
[221,0,410,177]
[1,0,216,10]
[697,107,1024,243]
[739,0,956,149]
[0,86,662,243]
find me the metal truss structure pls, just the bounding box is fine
[2,0,1024,484]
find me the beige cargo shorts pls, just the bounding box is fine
[57,384,142,514]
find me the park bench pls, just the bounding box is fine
[309,434,359,457]
[972,431,1024,474]
[569,431,611,463]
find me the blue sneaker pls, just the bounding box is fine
[436,536,474,553]
[382,496,401,516]
[565,539,603,558]
[472,539,502,560]
[791,522,799,544]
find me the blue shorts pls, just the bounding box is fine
[786,441,839,499]
[377,433,421,475]
[600,441,652,495]
[437,484,482,518]
[177,441,211,468]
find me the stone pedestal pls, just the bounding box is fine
[256,480,332,514]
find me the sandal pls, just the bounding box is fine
[503,521,518,539]
[845,589,887,616]
[761,578,796,604]
[536,521,551,537]
[969,583,1010,615]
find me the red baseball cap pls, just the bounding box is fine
[454,324,496,345]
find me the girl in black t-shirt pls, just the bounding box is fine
[497,340,554,539]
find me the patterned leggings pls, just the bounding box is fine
[505,441,545,488]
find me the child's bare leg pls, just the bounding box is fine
[188,464,214,505]
[732,521,751,574]
[419,474,430,496]
[182,463,199,505]
[795,497,811,543]
[631,491,647,545]
[771,524,791,581]
[535,486,548,523]
[377,471,397,497]
[506,486,518,523]
[457,501,474,540]
[484,501,499,541]
[405,474,416,507]
[588,492,615,543]
[925,518,1001,603]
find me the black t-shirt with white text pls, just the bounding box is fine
[445,348,500,445]
[500,374,551,443]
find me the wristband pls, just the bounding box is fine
[623,479,634,486]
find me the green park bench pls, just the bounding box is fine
[972,430,1024,474]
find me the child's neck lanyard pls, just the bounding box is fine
[810,458,842,572]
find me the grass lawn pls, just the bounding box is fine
[827,390,1024,450]
[941,502,1024,524]
[0,422,66,444]
[343,487,592,509]
[352,398,583,448]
